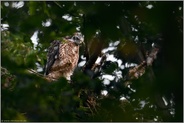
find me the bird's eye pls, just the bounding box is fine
[73,36,80,41]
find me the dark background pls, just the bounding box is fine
[1,1,183,122]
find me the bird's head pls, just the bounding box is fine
[68,32,84,45]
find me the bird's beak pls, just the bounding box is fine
[82,40,85,45]
[79,40,85,46]
[80,36,85,46]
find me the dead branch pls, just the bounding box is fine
[27,69,55,82]
[128,46,159,80]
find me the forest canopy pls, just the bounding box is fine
[1,1,183,122]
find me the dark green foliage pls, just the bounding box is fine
[1,1,183,122]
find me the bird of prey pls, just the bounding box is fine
[44,32,84,82]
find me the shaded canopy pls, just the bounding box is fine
[1,1,183,122]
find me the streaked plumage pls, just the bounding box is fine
[44,32,84,81]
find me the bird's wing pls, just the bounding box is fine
[44,40,60,75]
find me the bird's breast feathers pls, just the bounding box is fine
[46,40,80,81]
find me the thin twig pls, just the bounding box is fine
[54,1,62,9]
